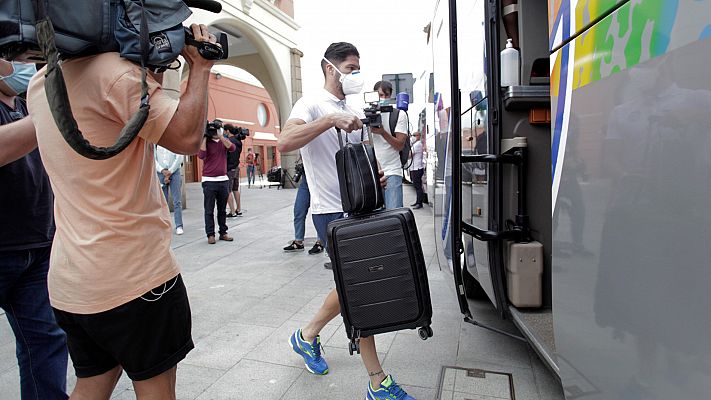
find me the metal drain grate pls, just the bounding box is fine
[436,366,516,399]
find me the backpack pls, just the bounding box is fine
[389,109,412,169]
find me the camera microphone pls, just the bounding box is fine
[183,0,223,13]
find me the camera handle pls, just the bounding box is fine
[35,0,151,160]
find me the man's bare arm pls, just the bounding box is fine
[278,114,362,153]
[157,24,216,155]
[0,117,37,167]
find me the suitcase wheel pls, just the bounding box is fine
[349,340,361,355]
[418,326,434,340]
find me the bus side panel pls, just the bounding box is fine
[552,2,711,398]
[549,0,625,51]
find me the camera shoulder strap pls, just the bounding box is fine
[35,0,151,160]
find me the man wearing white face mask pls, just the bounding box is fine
[278,42,416,400]
[0,59,69,399]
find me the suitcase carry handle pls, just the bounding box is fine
[335,127,367,148]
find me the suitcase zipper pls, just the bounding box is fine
[362,144,379,208]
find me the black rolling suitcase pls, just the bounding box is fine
[327,208,433,354]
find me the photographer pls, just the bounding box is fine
[198,120,236,244]
[23,23,218,398]
[0,60,69,400]
[278,42,416,400]
[225,125,245,217]
[371,80,408,209]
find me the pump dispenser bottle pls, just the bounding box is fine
[500,38,520,87]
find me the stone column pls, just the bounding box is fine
[279,47,304,188]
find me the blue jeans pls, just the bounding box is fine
[293,174,310,241]
[157,169,183,228]
[384,175,404,209]
[312,212,344,251]
[0,247,68,400]
[246,165,256,185]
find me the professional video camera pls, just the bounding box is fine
[293,160,305,182]
[204,119,223,138]
[361,91,393,129]
[223,124,250,141]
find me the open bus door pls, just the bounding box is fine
[434,0,558,375]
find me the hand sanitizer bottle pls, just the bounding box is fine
[500,38,520,87]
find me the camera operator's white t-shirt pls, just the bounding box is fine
[288,88,364,214]
[372,110,409,177]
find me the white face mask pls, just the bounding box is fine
[323,57,364,95]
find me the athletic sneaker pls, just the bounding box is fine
[289,329,328,375]
[367,375,415,400]
[284,241,305,252]
[175,227,184,235]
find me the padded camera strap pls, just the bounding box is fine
[35,0,151,160]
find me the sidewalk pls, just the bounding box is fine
[0,182,564,399]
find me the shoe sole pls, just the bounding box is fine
[284,248,305,252]
[289,335,328,375]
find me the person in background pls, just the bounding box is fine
[409,131,425,209]
[371,80,408,209]
[0,59,69,400]
[283,159,324,254]
[155,145,185,234]
[225,127,243,217]
[245,147,256,187]
[199,120,236,244]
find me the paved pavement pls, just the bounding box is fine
[0,179,564,399]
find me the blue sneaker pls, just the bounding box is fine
[367,375,415,400]
[290,329,329,375]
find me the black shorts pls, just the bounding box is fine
[227,168,240,192]
[53,275,193,381]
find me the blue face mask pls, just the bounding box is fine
[379,99,390,106]
[0,62,36,95]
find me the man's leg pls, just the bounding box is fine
[202,182,216,237]
[384,175,404,209]
[216,181,230,236]
[360,336,387,388]
[0,247,69,400]
[132,366,177,400]
[169,170,183,229]
[70,367,122,400]
[411,169,424,206]
[293,177,310,242]
[226,170,236,214]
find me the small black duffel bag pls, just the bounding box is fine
[335,127,384,214]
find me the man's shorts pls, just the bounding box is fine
[227,168,240,192]
[53,275,193,381]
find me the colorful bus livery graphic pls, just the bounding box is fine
[550,0,711,210]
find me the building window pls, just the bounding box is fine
[257,103,269,127]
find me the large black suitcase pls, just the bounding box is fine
[327,208,433,354]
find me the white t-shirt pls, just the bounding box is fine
[288,88,364,214]
[409,139,424,171]
[372,110,409,177]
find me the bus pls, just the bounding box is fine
[429,1,711,399]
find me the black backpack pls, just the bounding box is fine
[388,109,412,169]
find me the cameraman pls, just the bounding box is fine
[371,81,408,209]
[198,120,236,244]
[225,125,244,217]
[23,24,218,398]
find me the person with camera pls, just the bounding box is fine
[0,59,69,400]
[16,23,219,399]
[199,120,236,244]
[278,42,416,400]
[370,81,408,209]
[224,125,244,218]
[155,145,185,234]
